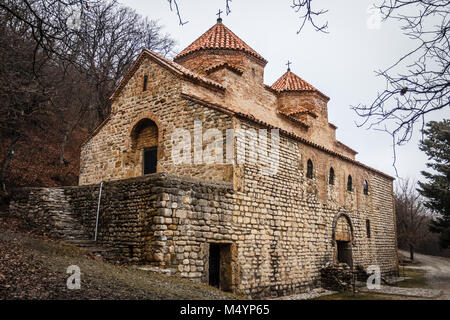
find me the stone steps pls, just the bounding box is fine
[45,188,92,241]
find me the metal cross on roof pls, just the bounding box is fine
[286,60,292,72]
[216,9,223,20]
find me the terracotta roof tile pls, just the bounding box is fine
[271,71,318,92]
[205,62,244,75]
[146,49,224,89]
[174,20,267,64]
[277,110,309,129]
[287,108,318,118]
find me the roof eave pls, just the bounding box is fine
[174,48,268,67]
[272,88,330,102]
[110,49,225,101]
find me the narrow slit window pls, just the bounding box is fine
[143,75,148,91]
[347,175,352,191]
[366,220,371,238]
[329,167,335,185]
[306,159,313,179]
[363,180,369,195]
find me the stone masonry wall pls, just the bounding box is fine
[9,187,95,240]
[227,118,398,297]
[10,155,397,298]
[79,57,232,185]
[9,174,235,267]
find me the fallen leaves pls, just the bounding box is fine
[0,216,236,300]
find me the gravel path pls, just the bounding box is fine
[271,288,337,300]
[359,285,442,298]
[275,250,450,300]
[399,250,450,300]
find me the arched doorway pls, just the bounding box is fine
[130,118,159,175]
[332,213,354,268]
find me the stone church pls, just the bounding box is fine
[11,18,398,297]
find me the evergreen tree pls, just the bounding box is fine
[417,119,450,249]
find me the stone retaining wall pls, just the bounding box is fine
[9,174,234,265]
[9,169,397,298]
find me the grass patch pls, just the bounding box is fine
[315,266,430,300]
[395,267,428,289]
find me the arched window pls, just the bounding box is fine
[306,159,313,179]
[347,175,353,191]
[131,118,158,175]
[363,180,369,195]
[329,167,335,185]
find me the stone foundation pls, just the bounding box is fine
[10,172,398,298]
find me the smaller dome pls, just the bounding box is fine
[271,70,318,93]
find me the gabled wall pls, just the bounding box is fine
[79,57,233,186]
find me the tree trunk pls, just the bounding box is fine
[1,135,21,192]
[59,129,69,165]
[409,244,414,261]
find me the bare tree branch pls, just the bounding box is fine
[395,177,434,259]
[226,0,231,15]
[167,0,188,25]
[166,0,329,35]
[0,0,175,189]
[353,0,450,160]
[291,0,328,34]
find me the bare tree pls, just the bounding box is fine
[0,0,175,190]
[0,14,52,191]
[71,1,175,119]
[167,0,328,34]
[395,178,432,260]
[0,0,93,68]
[352,1,449,163]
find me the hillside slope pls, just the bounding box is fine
[0,216,237,300]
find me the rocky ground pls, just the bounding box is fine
[0,215,237,300]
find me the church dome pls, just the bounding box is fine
[271,69,329,120]
[174,18,267,66]
[271,70,318,93]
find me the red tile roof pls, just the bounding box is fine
[271,71,318,92]
[205,62,244,76]
[287,107,318,118]
[174,20,267,64]
[277,110,309,129]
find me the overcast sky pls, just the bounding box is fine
[121,0,447,184]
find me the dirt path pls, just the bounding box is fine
[399,250,450,299]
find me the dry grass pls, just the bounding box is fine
[0,217,239,300]
[394,268,429,289]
